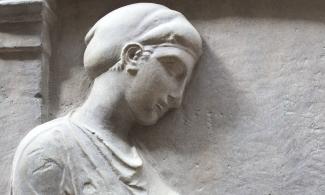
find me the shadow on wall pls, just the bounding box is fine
[132,39,249,153]
[130,39,254,193]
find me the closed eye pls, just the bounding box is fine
[158,56,186,80]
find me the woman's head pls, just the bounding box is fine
[84,3,203,125]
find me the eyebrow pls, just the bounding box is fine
[154,43,198,60]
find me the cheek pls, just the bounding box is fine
[126,70,161,110]
[127,59,179,109]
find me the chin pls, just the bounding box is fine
[136,113,159,126]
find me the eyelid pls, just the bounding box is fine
[158,56,187,79]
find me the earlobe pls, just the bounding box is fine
[125,64,138,76]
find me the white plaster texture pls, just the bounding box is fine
[0,56,43,193]
[11,3,202,194]
[1,0,325,195]
[0,0,55,194]
[49,1,325,195]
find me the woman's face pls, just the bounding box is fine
[125,46,196,126]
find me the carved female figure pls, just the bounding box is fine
[11,3,202,195]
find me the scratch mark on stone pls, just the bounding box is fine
[32,158,62,174]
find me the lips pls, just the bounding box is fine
[155,99,168,115]
[156,103,164,112]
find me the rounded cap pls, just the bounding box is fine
[84,3,202,78]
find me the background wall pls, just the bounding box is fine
[2,0,325,194]
[0,0,54,193]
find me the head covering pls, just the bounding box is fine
[84,3,202,78]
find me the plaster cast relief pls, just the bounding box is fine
[10,3,202,195]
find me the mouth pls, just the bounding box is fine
[155,99,168,114]
[155,103,164,113]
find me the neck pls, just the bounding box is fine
[71,71,135,149]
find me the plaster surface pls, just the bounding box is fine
[1,0,325,195]
[11,3,202,194]
[0,0,54,193]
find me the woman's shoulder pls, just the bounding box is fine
[11,116,74,174]
[10,116,77,194]
[15,117,71,153]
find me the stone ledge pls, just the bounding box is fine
[0,0,56,55]
[0,0,43,24]
[0,46,41,54]
[0,22,41,53]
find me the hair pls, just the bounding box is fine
[84,3,202,78]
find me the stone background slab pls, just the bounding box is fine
[1,0,325,194]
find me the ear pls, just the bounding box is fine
[121,42,143,76]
